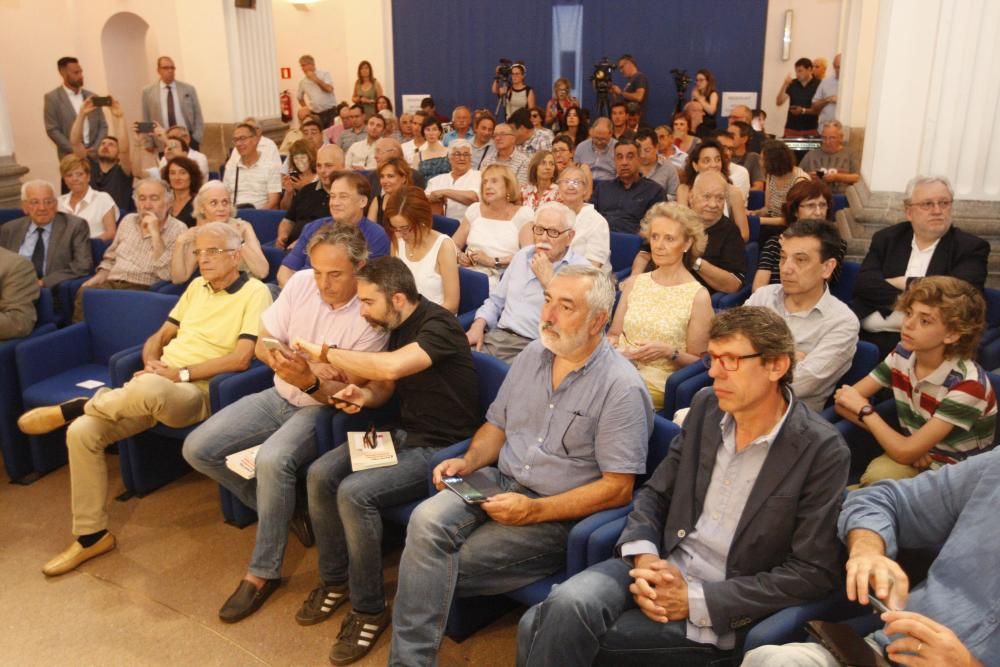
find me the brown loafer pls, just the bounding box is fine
[42,533,116,576]
[219,578,281,623]
[18,397,89,435]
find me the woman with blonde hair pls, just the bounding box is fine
[57,154,118,240]
[609,202,713,409]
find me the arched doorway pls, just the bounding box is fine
[101,12,159,126]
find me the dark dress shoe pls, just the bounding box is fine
[219,578,281,623]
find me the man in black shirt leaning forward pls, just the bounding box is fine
[295,256,480,665]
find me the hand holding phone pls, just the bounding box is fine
[868,585,890,614]
[262,336,294,356]
[136,121,155,134]
[92,96,112,107]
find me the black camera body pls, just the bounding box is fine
[591,57,617,93]
[495,58,513,80]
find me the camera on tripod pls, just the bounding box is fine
[670,68,693,113]
[495,58,514,82]
[591,57,617,94]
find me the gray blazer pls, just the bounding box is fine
[43,87,109,158]
[618,387,850,639]
[0,247,39,340]
[141,80,204,143]
[0,214,93,288]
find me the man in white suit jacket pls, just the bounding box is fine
[141,56,204,147]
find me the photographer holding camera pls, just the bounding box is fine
[491,60,536,121]
[611,54,649,118]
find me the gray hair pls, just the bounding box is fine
[194,221,242,250]
[132,177,172,204]
[194,180,231,220]
[306,222,369,266]
[554,264,616,321]
[20,179,56,201]
[448,138,472,156]
[591,117,612,132]
[904,175,954,204]
[821,120,844,135]
[535,201,575,230]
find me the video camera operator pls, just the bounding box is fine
[611,54,649,118]
[491,60,536,121]
[590,57,617,119]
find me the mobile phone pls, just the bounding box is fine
[262,336,293,354]
[442,477,490,504]
[867,587,890,614]
[92,96,112,107]
[327,394,363,410]
[136,121,155,133]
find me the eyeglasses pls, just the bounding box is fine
[558,178,584,187]
[391,224,412,234]
[908,199,953,212]
[701,352,762,372]
[192,248,238,258]
[26,198,57,206]
[532,225,571,238]
[451,151,472,158]
[232,135,253,144]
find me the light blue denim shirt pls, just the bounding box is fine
[839,449,1000,661]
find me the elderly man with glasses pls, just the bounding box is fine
[466,202,591,363]
[425,139,481,219]
[853,175,989,358]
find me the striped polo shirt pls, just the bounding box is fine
[870,345,997,464]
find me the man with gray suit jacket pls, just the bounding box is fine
[141,56,204,148]
[0,247,39,340]
[0,181,92,290]
[43,57,108,160]
[518,306,851,666]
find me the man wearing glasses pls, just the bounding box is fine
[853,175,989,357]
[799,120,860,194]
[481,122,530,186]
[20,222,272,576]
[337,104,368,153]
[71,178,187,322]
[466,202,590,362]
[222,122,281,210]
[518,306,850,666]
[425,139,481,220]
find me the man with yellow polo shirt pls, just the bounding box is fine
[19,221,273,576]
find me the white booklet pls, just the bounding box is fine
[225,445,261,480]
[347,430,397,472]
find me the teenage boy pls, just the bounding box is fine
[833,276,997,486]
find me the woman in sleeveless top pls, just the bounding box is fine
[384,186,459,313]
[691,69,720,132]
[751,139,810,247]
[412,116,450,181]
[609,202,713,410]
[352,60,383,119]
[491,63,536,120]
[368,157,412,226]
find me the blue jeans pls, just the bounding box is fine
[307,435,436,615]
[182,388,326,579]
[517,557,733,667]
[388,467,573,667]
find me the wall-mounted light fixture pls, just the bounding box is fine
[781,10,793,61]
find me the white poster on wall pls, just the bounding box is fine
[721,92,759,116]
[401,95,429,115]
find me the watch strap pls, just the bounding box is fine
[303,376,321,395]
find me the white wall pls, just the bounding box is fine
[759,0,842,136]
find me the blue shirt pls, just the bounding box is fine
[442,129,474,146]
[488,338,653,497]
[18,222,51,274]
[573,138,617,181]
[474,245,589,338]
[839,449,1000,660]
[282,216,389,271]
[592,176,665,235]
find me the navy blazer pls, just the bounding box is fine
[852,221,989,320]
[617,388,849,637]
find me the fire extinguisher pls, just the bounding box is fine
[280,90,292,123]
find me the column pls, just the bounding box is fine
[223,0,282,122]
[0,80,29,207]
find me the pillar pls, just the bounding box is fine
[0,80,29,207]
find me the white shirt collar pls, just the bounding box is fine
[63,85,83,99]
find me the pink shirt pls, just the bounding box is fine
[262,269,388,407]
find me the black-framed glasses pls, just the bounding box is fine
[701,352,762,372]
[362,423,378,450]
[532,225,571,238]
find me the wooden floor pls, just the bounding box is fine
[0,456,521,666]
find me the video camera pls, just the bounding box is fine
[495,58,514,81]
[591,57,617,94]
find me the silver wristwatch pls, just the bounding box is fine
[692,257,703,273]
[179,368,191,382]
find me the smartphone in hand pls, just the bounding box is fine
[92,96,112,107]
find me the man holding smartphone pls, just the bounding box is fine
[182,223,386,624]
[43,57,108,161]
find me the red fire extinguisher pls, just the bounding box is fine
[280,90,292,123]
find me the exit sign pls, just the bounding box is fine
[280,67,291,79]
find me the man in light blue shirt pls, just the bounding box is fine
[573,117,617,181]
[466,202,590,362]
[442,105,474,146]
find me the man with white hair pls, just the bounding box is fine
[296,54,338,129]
[0,180,91,290]
[389,264,653,665]
[72,178,187,321]
[425,139,481,220]
[799,120,860,194]
[223,122,282,210]
[466,202,591,362]
[574,117,617,181]
[443,105,474,146]
[811,54,842,127]
[19,221,273,577]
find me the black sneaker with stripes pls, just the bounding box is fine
[328,607,391,665]
[295,583,349,626]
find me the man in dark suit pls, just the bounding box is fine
[853,175,989,357]
[43,57,108,160]
[0,181,92,290]
[518,306,850,666]
[140,56,205,148]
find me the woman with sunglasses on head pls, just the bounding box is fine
[491,62,536,121]
[552,164,610,272]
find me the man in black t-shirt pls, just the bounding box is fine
[69,96,133,212]
[298,256,479,663]
[776,58,820,137]
[275,143,342,250]
[612,54,649,119]
[689,172,746,294]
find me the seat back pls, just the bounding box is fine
[235,209,286,244]
[36,288,57,328]
[748,190,765,212]
[609,232,642,275]
[985,288,1000,330]
[831,261,860,305]
[432,214,460,237]
[832,193,849,214]
[458,267,489,317]
[640,415,680,486]
[838,340,880,388]
[471,351,509,417]
[748,215,760,243]
[90,238,111,267]
[84,290,179,364]
[262,245,284,283]
[0,208,24,225]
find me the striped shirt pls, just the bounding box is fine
[98,213,187,285]
[870,346,997,464]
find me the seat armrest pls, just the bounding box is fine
[108,345,145,387]
[566,505,633,575]
[16,323,92,387]
[209,361,272,412]
[585,515,630,568]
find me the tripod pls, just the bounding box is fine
[493,74,512,121]
[595,87,612,119]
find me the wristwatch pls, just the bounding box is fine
[692,257,703,273]
[857,404,874,422]
[179,368,191,383]
[669,349,679,362]
[303,376,321,395]
[494,257,501,270]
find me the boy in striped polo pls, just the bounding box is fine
[833,276,996,485]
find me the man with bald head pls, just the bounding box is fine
[0,180,91,291]
[443,106,474,146]
[728,105,765,153]
[141,56,205,148]
[482,122,530,185]
[276,143,345,250]
[688,172,746,294]
[574,117,616,181]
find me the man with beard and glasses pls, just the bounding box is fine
[387,264,653,666]
[293,256,480,665]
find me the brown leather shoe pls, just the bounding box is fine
[42,533,116,576]
[18,397,89,435]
